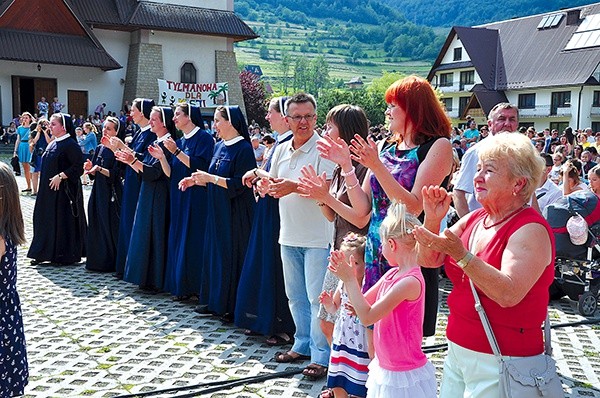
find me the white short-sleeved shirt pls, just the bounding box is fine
[270,132,336,248]
[454,143,482,212]
[536,178,564,212]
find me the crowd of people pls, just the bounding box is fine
[2,75,588,397]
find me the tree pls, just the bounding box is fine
[306,55,330,97]
[239,70,267,127]
[259,45,270,60]
[278,51,293,94]
[293,57,309,92]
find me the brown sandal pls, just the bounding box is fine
[319,388,335,398]
[302,363,328,380]
[273,351,310,363]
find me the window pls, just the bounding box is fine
[518,122,535,128]
[518,93,536,109]
[551,91,571,114]
[550,122,569,132]
[459,71,474,90]
[180,62,196,83]
[441,97,453,112]
[593,90,600,107]
[440,73,453,87]
[459,96,470,116]
[592,122,600,133]
[453,47,462,61]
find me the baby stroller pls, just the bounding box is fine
[544,191,600,316]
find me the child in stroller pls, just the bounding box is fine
[544,188,600,316]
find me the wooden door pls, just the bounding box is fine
[34,78,57,114]
[67,90,88,118]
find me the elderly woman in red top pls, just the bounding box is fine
[414,133,554,397]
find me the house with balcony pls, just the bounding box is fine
[0,0,257,124]
[428,3,600,132]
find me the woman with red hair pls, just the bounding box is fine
[316,75,453,336]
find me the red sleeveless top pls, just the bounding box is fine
[445,207,555,356]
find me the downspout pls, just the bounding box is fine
[577,85,584,130]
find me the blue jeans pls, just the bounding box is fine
[280,245,330,367]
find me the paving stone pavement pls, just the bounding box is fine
[10,174,600,397]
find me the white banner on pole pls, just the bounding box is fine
[157,79,229,108]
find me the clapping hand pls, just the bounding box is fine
[421,185,452,222]
[319,290,337,314]
[178,176,195,191]
[191,170,211,186]
[328,250,355,283]
[148,144,164,160]
[108,136,127,151]
[297,165,329,203]
[317,135,352,168]
[163,137,178,154]
[349,134,381,170]
[83,159,93,172]
[115,150,135,165]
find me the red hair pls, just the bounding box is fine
[384,75,451,145]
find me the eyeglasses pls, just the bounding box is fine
[287,114,316,122]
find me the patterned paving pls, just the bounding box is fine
[11,176,600,397]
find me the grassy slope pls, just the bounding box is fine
[234,20,432,87]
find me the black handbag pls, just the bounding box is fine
[10,155,20,174]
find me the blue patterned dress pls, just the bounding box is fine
[364,143,420,292]
[0,237,28,396]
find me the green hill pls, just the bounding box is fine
[379,0,593,27]
[233,0,444,87]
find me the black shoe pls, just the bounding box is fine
[30,259,43,266]
[194,304,213,316]
[113,272,123,279]
[219,313,234,324]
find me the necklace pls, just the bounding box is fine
[482,204,527,229]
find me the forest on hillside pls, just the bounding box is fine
[380,0,593,27]
[235,0,444,61]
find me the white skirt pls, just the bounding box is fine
[366,357,437,398]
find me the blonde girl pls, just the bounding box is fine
[329,202,436,398]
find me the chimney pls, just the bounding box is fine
[567,9,581,26]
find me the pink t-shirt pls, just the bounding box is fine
[373,266,427,371]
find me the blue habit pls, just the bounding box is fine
[28,137,87,264]
[123,142,170,290]
[200,139,256,316]
[85,145,123,272]
[164,129,215,296]
[234,133,294,335]
[114,126,156,276]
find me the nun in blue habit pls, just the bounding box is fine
[122,106,174,290]
[234,96,295,342]
[180,105,256,321]
[161,104,215,299]
[84,116,125,272]
[28,113,86,265]
[113,98,156,278]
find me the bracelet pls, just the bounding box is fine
[253,169,258,177]
[130,158,138,166]
[58,173,64,180]
[174,148,181,156]
[340,166,356,177]
[316,202,325,207]
[346,181,360,190]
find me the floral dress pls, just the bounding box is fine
[363,143,420,292]
[0,237,28,396]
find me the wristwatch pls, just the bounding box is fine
[214,175,219,184]
[456,251,474,269]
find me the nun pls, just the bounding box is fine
[121,106,174,291]
[157,103,215,300]
[180,105,256,322]
[109,98,156,278]
[84,116,125,272]
[28,113,86,265]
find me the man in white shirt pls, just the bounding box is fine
[535,153,564,214]
[453,103,520,216]
[267,92,335,379]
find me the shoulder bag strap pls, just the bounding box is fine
[471,280,553,358]
[469,280,503,362]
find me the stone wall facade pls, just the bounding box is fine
[123,42,164,104]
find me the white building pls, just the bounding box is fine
[0,0,257,124]
[428,3,600,132]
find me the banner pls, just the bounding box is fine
[157,79,229,108]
